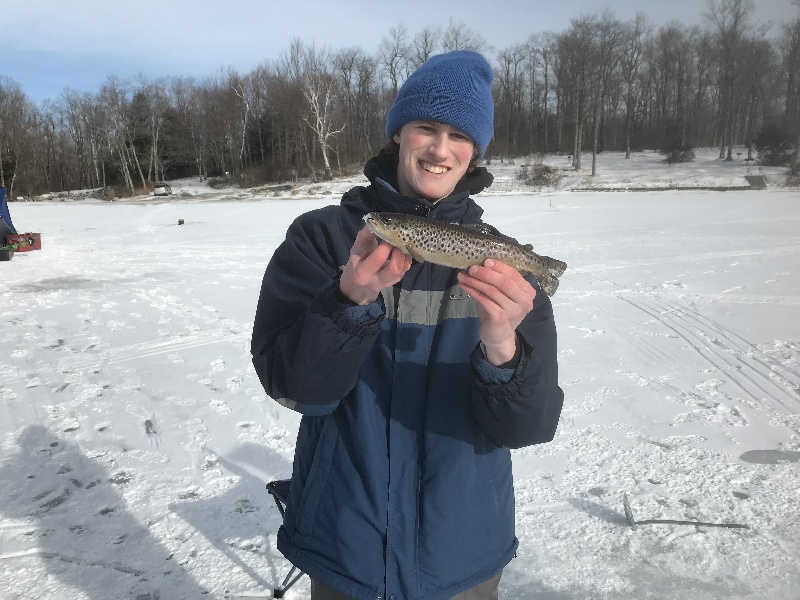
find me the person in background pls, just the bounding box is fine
[252,50,563,600]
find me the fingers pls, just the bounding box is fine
[358,241,410,281]
[340,227,412,304]
[457,260,535,358]
[457,260,536,310]
[350,226,379,258]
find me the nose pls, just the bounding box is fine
[428,132,450,160]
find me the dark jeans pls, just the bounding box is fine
[310,570,502,600]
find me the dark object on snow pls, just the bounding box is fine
[267,479,305,597]
[739,449,800,464]
[2,188,42,252]
[154,182,172,196]
[623,493,748,530]
[745,171,768,189]
[5,233,41,252]
[0,247,14,261]
[178,219,184,225]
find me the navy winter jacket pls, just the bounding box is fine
[251,152,563,600]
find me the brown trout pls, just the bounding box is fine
[363,212,567,296]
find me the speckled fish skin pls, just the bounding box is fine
[363,212,568,296]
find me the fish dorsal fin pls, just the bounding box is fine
[462,223,500,237]
[521,243,534,251]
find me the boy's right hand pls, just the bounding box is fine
[339,226,412,305]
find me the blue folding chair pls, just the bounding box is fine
[0,187,18,241]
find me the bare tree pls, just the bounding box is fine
[411,26,441,68]
[525,32,558,154]
[380,24,410,99]
[354,53,382,157]
[140,78,171,182]
[495,45,527,158]
[782,11,800,175]
[620,15,649,158]
[691,31,717,148]
[739,35,775,160]
[705,0,755,160]
[332,47,383,159]
[646,24,695,151]
[97,76,144,194]
[557,16,598,170]
[332,47,361,157]
[168,77,206,179]
[285,40,346,180]
[589,12,625,176]
[0,78,37,198]
[441,18,490,53]
[230,72,251,173]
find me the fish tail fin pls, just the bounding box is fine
[540,256,568,297]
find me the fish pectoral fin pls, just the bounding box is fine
[407,246,426,263]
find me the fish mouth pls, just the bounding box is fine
[364,213,391,225]
[363,213,383,236]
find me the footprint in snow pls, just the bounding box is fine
[209,398,232,414]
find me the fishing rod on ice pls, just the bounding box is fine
[622,493,749,530]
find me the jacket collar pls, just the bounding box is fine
[343,149,491,224]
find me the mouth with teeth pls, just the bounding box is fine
[421,161,448,174]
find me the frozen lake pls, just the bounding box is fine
[1,187,799,599]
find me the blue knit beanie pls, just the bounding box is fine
[386,50,494,158]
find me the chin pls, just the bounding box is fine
[415,182,453,201]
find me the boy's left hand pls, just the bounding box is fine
[457,259,536,366]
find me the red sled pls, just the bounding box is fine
[5,233,41,252]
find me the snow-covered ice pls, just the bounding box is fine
[1,150,799,599]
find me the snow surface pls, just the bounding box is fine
[1,150,799,599]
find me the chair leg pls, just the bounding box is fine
[267,481,306,597]
[273,565,304,598]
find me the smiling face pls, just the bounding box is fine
[393,120,476,202]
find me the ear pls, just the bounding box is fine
[392,132,401,144]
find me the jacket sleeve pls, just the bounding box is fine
[470,277,564,449]
[250,212,384,415]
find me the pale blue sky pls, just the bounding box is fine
[4,0,798,104]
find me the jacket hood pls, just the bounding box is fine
[342,148,492,224]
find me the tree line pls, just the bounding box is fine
[1,1,799,199]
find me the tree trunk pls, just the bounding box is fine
[592,101,600,176]
[573,95,582,170]
[625,94,633,159]
[794,118,800,176]
[319,131,333,180]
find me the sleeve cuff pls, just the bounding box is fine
[334,286,385,323]
[471,344,516,385]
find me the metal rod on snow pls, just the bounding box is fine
[622,493,749,530]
